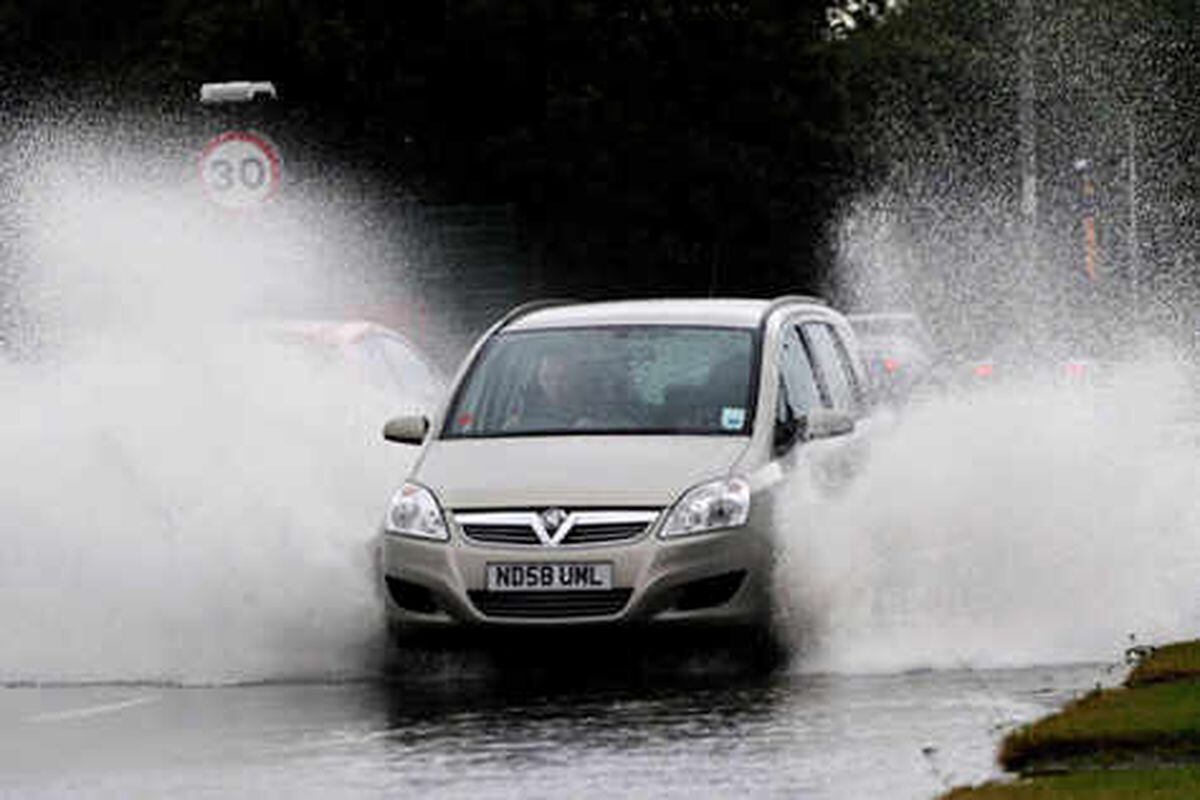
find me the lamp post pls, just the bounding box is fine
[1017,0,1038,269]
[1014,0,1043,342]
[1074,158,1099,283]
[1126,114,1141,317]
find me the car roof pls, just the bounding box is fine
[504,297,827,331]
[847,311,922,323]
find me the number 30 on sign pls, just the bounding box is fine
[198,131,282,209]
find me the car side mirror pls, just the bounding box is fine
[772,399,802,455]
[804,409,856,440]
[773,417,799,455]
[382,415,430,445]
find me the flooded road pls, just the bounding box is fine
[0,662,1104,799]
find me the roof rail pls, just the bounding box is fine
[494,298,578,332]
[760,293,827,323]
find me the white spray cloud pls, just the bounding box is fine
[777,358,1200,674]
[804,165,1200,675]
[0,119,433,684]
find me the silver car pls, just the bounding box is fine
[376,297,869,646]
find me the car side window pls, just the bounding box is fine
[801,323,861,414]
[777,325,823,419]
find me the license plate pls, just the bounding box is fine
[486,562,613,592]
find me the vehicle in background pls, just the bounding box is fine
[847,312,938,406]
[264,319,443,410]
[375,296,873,659]
[942,346,1110,393]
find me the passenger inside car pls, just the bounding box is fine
[506,347,587,430]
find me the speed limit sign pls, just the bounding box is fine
[198,131,283,209]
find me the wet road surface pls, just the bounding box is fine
[1,661,1104,799]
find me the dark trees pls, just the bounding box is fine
[0,1,856,297]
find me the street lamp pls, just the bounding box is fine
[1073,158,1098,282]
[1125,114,1141,317]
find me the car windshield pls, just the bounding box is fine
[443,326,757,437]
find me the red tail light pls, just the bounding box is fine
[883,358,900,373]
[973,363,994,378]
[1064,361,1088,378]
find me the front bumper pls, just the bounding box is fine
[378,514,774,632]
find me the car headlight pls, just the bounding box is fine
[383,482,449,541]
[660,477,751,538]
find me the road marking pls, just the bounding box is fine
[28,694,161,723]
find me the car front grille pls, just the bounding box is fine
[455,510,659,547]
[560,522,650,545]
[459,523,541,546]
[467,589,633,619]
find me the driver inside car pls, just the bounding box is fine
[506,348,590,431]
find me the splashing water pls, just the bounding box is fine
[0,118,436,685]
[780,183,1200,673]
[6,110,1198,685]
[779,359,1200,673]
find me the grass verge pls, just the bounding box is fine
[999,680,1200,771]
[944,640,1200,798]
[942,767,1200,799]
[1126,641,1200,688]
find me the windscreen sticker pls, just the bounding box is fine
[720,406,746,431]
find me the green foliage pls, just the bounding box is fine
[834,0,1200,321]
[0,0,856,295]
[3,0,1199,301]
[833,0,1017,184]
[463,1,853,292]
